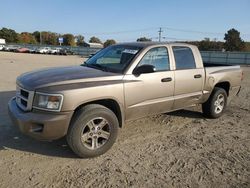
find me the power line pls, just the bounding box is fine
[81,27,157,35]
[79,26,250,37]
[163,27,224,35]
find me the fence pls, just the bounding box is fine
[6,43,250,65]
[201,51,250,65]
[8,43,101,57]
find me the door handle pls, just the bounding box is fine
[161,77,172,82]
[194,74,202,79]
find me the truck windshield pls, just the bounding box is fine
[83,45,142,73]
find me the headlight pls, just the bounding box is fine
[33,92,63,111]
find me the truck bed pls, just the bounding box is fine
[203,62,232,67]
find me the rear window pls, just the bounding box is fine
[173,46,196,70]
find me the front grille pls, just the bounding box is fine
[16,85,34,111]
[20,89,29,98]
[21,98,27,106]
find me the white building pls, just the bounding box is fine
[83,42,103,48]
[0,38,6,45]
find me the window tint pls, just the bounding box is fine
[173,47,196,70]
[138,47,170,71]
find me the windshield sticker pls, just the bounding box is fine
[123,49,138,54]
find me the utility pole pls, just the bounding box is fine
[158,27,163,42]
[40,32,42,45]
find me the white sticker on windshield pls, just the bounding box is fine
[123,49,138,54]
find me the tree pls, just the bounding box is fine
[63,34,76,46]
[0,27,18,43]
[41,32,58,45]
[104,39,116,47]
[224,28,245,51]
[32,31,41,43]
[75,35,84,46]
[18,32,37,44]
[89,36,102,44]
[198,39,224,51]
[136,37,152,42]
[244,42,250,52]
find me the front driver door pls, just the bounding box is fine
[123,46,175,121]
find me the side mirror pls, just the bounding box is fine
[133,64,155,76]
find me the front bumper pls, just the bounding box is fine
[8,98,74,141]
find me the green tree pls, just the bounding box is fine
[198,38,211,51]
[224,28,245,51]
[40,31,58,45]
[18,32,37,44]
[104,39,116,47]
[76,35,84,46]
[63,33,76,46]
[32,31,41,43]
[89,36,102,43]
[136,37,152,42]
[198,38,224,51]
[0,27,18,43]
[244,42,250,52]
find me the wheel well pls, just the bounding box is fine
[214,82,230,96]
[74,99,123,128]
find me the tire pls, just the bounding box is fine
[202,87,227,118]
[67,104,119,158]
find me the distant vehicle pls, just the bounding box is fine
[15,47,30,53]
[36,47,51,54]
[58,48,74,55]
[0,44,5,51]
[3,45,19,52]
[49,47,62,54]
[8,42,242,158]
[28,47,38,54]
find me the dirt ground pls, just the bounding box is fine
[0,52,249,188]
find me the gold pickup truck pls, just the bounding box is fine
[8,42,242,158]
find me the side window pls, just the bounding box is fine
[173,46,196,70]
[138,47,170,71]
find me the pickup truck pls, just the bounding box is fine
[8,42,242,158]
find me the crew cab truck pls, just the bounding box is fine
[8,42,242,158]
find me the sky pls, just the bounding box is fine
[1,0,250,42]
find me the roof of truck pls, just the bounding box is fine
[115,42,195,48]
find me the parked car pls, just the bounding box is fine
[3,45,19,52]
[15,47,30,53]
[49,47,62,54]
[58,48,74,55]
[36,47,51,54]
[0,44,5,50]
[28,47,38,54]
[8,42,242,158]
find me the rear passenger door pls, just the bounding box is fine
[172,46,204,109]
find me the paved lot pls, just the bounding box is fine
[0,52,249,188]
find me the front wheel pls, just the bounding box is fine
[67,104,119,158]
[202,87,227,118]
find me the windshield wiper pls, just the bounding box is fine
[82,63,111,72]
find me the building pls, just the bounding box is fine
[0,38,6,45]
[83,42,103,48]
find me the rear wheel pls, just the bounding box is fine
[202,87,227,118]
[67,104,119,158]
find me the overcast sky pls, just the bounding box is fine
[1,0,250,42]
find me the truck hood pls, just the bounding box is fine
[17,66,122,90]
